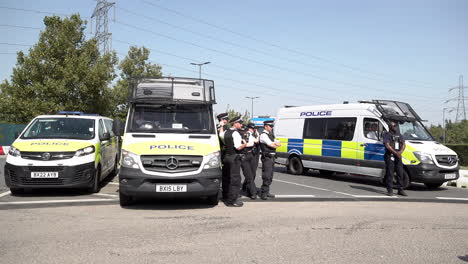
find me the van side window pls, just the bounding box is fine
[324,118,356,141]
[104,119,115,137]
[303,119,325,139]
[99,119,106,140]
[363,118,384,141]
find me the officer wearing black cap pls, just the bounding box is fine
[259,120,281,200]
[239,122,258,199]
[222,115,247,207]
[216,113,229,199]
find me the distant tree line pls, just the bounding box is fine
[428,120,468,144]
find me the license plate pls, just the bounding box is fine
[445,173,457,179]
[156,185,187,192]
[31,172,59,178]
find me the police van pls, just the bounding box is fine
[4,112,120,194]
[118,77,221,206]
[251,116,275,134]
[274,100,460,189]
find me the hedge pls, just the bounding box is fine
[445,144,468,167]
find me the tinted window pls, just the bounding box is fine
[363,118,384,141]
[21,118,95,140]
[99,120,106,140]
[325,118,356,141]
[104,119,115,137]
[303,118,325,139]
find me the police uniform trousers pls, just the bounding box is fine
[384,154,404,191]
[251,150,260,180]
[260,154,275,195]
[222,153,242,204]
[240,152,257,197]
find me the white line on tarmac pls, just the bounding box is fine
[0,191,11,198]
[436,197,468,201]
[108,182,119,185]
[0,198,116,206]
[92,193,118,198]
[275,195,316,198]
[273,179,354,196]
[351,195,397,198]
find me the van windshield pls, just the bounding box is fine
[398,121,433,141]
[130,104,215,134]
[21,118,95,140]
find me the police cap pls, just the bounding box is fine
[247,122,255,129]
[229,115,243,124]
[216,112,229,121]
[264,120,274,127]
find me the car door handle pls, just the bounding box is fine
[360,143,368,147]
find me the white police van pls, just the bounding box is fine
[118,77,221,206]
[274,100,460,189]
[4,112,119,194]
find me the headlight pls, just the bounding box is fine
[8,146,20,157]
[75,146,95,157]
[413,151,433,164]
[121,149,140,169]
[204,151,221,169]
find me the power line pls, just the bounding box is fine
[114,19,441,101]
[91,0,115,54]
[140,0,436,88]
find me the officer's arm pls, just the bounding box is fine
[234,132,247,150]
[384,142,399,156]
[399,140,406,154]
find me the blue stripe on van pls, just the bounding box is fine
[287,138,304,154]
[322,140,341,157]
[364,143,385,161]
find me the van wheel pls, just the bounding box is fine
[9,188,23,196]
[319,170,335,176]
[287,156,303,175]
[119,190,134,207]
[89,167,101,193]
[206,191,220,206]
[424,182,443,189]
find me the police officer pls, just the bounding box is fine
[249,123,261,181]
[222,115,247,207]
[216,113,229,199]
[383,121,408,197]
[240,123,258,199]
[259,120,281,200]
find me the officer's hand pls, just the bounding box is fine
[396,152,402,159]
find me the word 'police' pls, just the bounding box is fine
[300,111,332,117]
[150,145,194,150]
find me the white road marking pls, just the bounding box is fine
[352,195,397,198]
[0,198,116,206]
[92,193,118,198]
[0,191,11,198]
[436,197,468,201]
[273,178,355,196]
[275,195,316,198]
[108,182,119,186]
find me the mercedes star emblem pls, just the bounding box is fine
[166,157,178,170]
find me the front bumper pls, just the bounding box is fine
[407,163,459,183]
[4,162,96,189]
[119,167,221,198]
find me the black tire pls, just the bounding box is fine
[206,191,220,206]
[319,170,335,176]
[302,168,310,175]
[287,156,304,175]
[119,190,133,207]
[9,188,23,196]
[424,182,443,189]
[89,167,101,193]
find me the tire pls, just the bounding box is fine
[9,188,23,196]
[302,168,310,175]
[206,191,220,206]
[88,167,101,193]
[424,182,443,189]
[119,190,133,207]
[287,156,304,175]
[395,170,410,189]
[319,170,335,176]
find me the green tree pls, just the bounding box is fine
[216,105,250,128]
[111,46,162,120]
[0,15,117,123]
[430,120,468,144]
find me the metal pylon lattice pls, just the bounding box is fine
[446,75,467,122]
[91,0,115,55]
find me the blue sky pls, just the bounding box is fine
[1,0,467,125]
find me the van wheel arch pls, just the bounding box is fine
[287,155,304,175]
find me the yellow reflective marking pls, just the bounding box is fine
[341,141,358,159]
[123,141,218,156]
[13,140,92,152]
[402,146,420,165]
[94,142,101,165]
[303,139,322,156]
[276,138,288,153]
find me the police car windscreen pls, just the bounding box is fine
[21,118,95,140]
[130,104,214,134]
[398,121,433,141]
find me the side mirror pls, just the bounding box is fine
[102,132,111,141]
[112,120,125,137]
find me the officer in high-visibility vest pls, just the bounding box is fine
[222,115,247,207]
[259,120,281,200]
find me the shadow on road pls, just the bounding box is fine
[349,185,388,195]
[459,255,468,262]
[121,198,217,211]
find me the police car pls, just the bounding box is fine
[274,100,460,189]
[4,112,120,194]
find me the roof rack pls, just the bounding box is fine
[365,100,422,122]
[57,111,99,116]
[129,77,216,104]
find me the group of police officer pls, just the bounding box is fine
[217,113,281,207]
